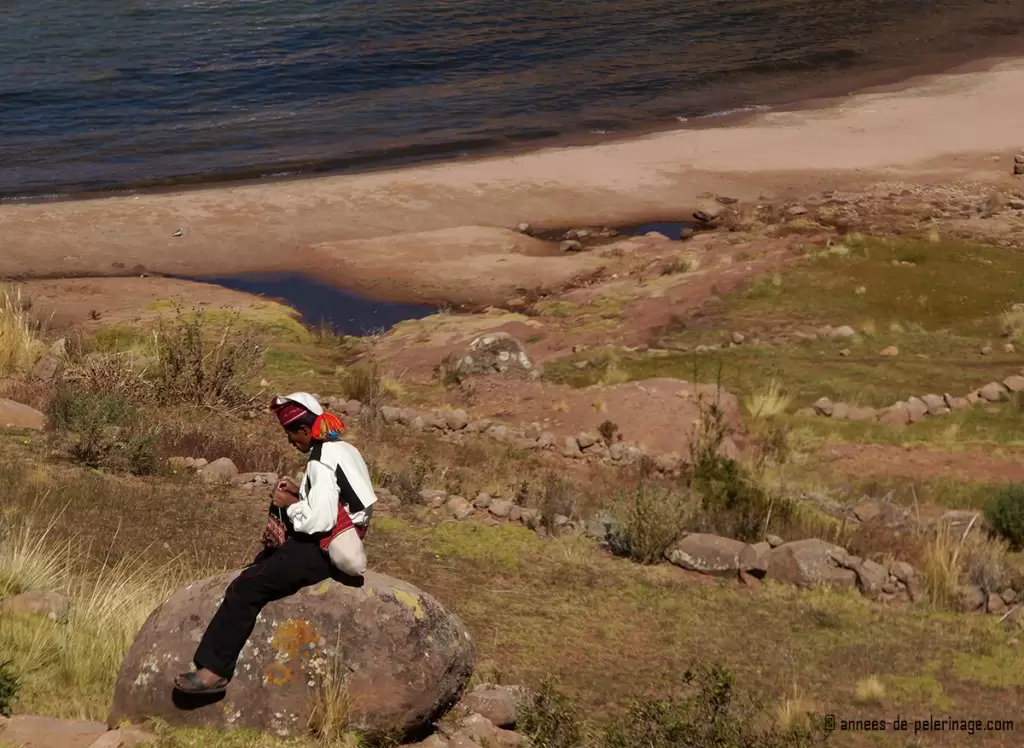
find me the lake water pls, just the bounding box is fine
[188,273,437,335]
[3,0,1024,200]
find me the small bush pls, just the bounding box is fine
[46,387,157,475]
[608,483,693,564]
[597,420,620,445]
[984,484,1024,550]
[0,660,19,717]
[918,516,1010,610]
[517,679,585,748]
[152,312,262,411]
[538,473,578,531]
[603,665,827,748]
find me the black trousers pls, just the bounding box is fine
[193,535,333,680]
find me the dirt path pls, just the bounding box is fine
[817,442,1024,484]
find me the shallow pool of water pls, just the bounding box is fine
[189,272,437,336]
[617,221,698,240]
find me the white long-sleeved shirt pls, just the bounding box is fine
[285,441,377,535]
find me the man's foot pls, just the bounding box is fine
[174,669,229,694]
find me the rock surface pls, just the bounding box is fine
[0,715,108,748]
[0,398,46,430]
[108,570,475,741]
[765,539,856,590]
[665,533,753,577]
[452,333,535,378]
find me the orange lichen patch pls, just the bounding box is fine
[272,619,319,661]
[264,661,293,686]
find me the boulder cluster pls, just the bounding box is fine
[802,373,1024,426]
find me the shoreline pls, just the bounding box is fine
[3,56,1024,306]
[5,49,1024,208]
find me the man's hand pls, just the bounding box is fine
[272,488,300,509]
[276,477,299,495]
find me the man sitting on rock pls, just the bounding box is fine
[174,392,377,695]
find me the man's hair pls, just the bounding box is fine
[284,411,317,433]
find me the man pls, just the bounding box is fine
[174,392,377,695]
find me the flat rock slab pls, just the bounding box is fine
[0,715,107,748]
[0,398,46,430]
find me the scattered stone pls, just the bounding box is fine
[889,561,915,585]
[945,394,971,412]
[453,333,535,378]
[473,493,493,510]
[906,397,929,422]
[576,432,597,450]
[198,457,239,484]
[447,496,474,521]
[451,713,526,748]
[0,398,46,430]
[987,591,1008,616]
[1004,343,1017,353]
[1002,588,1018,605]
[920,394,947,415]
[879,346,899,357]
[766,534,784,548]
[381,405,402,424]
[966,391,982,405]
[509,506,522,523]
[878,402,910,427]
[109,570,474,741]
[765,539,856,590]
[561,436,583,459]
[0,590,71,622]
[536,432,557,450]
[832,325,856,339]
[958,585,986,613]
[446,409,470,430]
[853,559,889,597]
[457,684,524,729]
[654,452,681,473]
[741,542,771,577]
[559,239,583,252]
[693,204,723,223]
[812,397,834,416]
[979,382,1008,402]
[664,533,753,577]
[31,338,67,382]
[852,499,882,523]
[831,402,850,421]
[516,222,531,233]
[1003,375,1024,393]
[847,406,877,422]
[488,500,513,519]
[731,331,746,345]
[981,345,994,355]
[839,348,851,357]
[795,407,816,418]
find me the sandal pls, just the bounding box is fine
[174,670,229,694]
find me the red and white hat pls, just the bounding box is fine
[269,392,323,427]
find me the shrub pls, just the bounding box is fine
[918,516,1011,610]
[607,483,693,564]
[603,665,827,748]
[152,312,262,411]
[517,679,585,748]
[538,473,578,531]
[45,387,158,475]
[0,660,19,717]
[597,420,620,445]
[984,484,1024,550]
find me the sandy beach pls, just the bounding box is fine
[2,57,1024,304]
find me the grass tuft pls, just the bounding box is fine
[0,286,45,378]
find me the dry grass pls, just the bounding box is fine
[853,675,886,705]
[308,646,360,748]
[774,685,817,733]
[0,286,45,378]
[917,515,1010,610]
[1000,305,1024,343]
[0,509,194,720]
[744,379,792,420]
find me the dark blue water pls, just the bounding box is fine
[189,273,437,335]
[3,0,1024,199]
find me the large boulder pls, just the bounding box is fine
[452,333,536,378]
[765,539,856,590]
[0,398,46,430]
[664,533,758,577]
[108,570,475,742]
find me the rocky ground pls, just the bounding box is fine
[4,175,1024,747]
